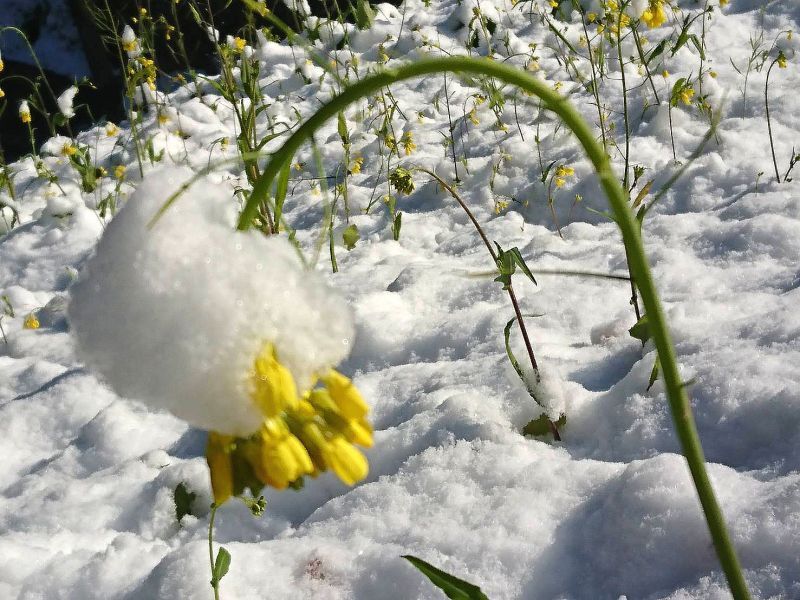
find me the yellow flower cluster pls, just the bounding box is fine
[206,344,373,504]
[24,313,40,329]
[401,132,416,156]
[642,1,667,29]
[555,164,575,188]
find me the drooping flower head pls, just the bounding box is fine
[19,101,31,124]
[69,167,371,504]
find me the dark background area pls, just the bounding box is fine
[0,0,365,163]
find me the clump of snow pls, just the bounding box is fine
[57,85,78,119]
[68,167,354,435]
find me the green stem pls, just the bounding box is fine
[208,503,220,600]
[237,56,750,599]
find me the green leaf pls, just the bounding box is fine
[508,247,537,286]
[355,0,375,29]
[402,555,489,600]
[343,223,360,250]
[523,413,566,437]
[174,482,197,524]
[273,160,291,232]
[645,39,667,66]
[629,314,651,343]
[213,548,232,582]
[647,357,660,391]
[392,212,402,241]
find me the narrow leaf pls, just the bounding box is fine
[629,314,651,343]
[402,555,489,600]
[343,223,360,250]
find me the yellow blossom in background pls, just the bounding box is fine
[401,132,416,156]
[62,143,78,157]
[587,12,597,22]
[549,0,558,7]
[662,69,670,78]
[114,165,126,180]
[233,37,247,52]
[494,199,509,214]
[24,313,40,329]
[556,165,575,177]
[680,86,694,105]
[106,122,119,136]
[642,1,667,28]
[0,87,4,99]
[777,52,787,68]
[469,108,480,125]
[555,177,566,188]
[349,156,364,174]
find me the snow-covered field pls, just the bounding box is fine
[1,0,799,598]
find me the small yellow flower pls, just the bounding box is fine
[24,313,40,329]
[642,1,667,28]
[662,69,669,78]
[709,71,717,78]
[0,87,4,99]
[777,53,788,69]
[549,0,558,7]
[680,86,694,105]
[494,199,509,214]
[62,143,78,157]
[251,344,298,417]
[114,165,126,180]
[349,156,364,174]
[468,108,480,125]
[555,177,566,188]
[556,165,575,177]
[401,132,416,156]
[106,122,119,136]
[233,37,247,52]
[157,112,170,125]
[587,12,597,22]
[19,101,32,124]
[322,437,368,486]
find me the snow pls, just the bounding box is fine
[1,0,799,598]
[68,167,354,435]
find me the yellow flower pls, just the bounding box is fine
[777,53,788,69]
[642,1,667,28]
[114,165,126,180]
[62,143,77,157]
[204,346,373,504]
[555,177,566,188]
[251,344,298,417]
[0,58,4,73]
[0,87,4,99]
[549,0,558,7]
[469,108,480,125]
[321,369,369,420]
[680,86,694,105]
[556,165,575,177]
[349,156,364,174]
[322,437,368,486]
[233,37,247,52]
[106,122,119,136]
[401,131,416,156]
[206,432,235,504]
[587,12,597,22]
[662,69,669,78]
[24,313,40,329]
[19,101,31,124]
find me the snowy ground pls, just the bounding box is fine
[1,0,800,598]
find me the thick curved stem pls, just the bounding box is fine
[237,56,750,599]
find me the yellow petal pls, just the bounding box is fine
[323,370,369,419]
[346,420,374,448]
[206,432,234,505]
[324,437,368,486]
[252,344,298,417]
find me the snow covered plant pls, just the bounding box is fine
[68,167,373,505]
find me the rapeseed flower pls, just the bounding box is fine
[19,101,31,124]
[642,1,667,28]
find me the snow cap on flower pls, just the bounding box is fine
[19,100,31,123]
[121,25,141,57]
[68,167,355,435]
[57,86,79,119]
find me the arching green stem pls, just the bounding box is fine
[237,56,749,599]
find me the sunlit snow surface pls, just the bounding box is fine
[2,0,800,598]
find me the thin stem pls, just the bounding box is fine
[236,57,750,599]
[764,60,781,183]
[616,14,631,190]
[208,503,220,600]
[417,167,559,440]
[632,25,660,105]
